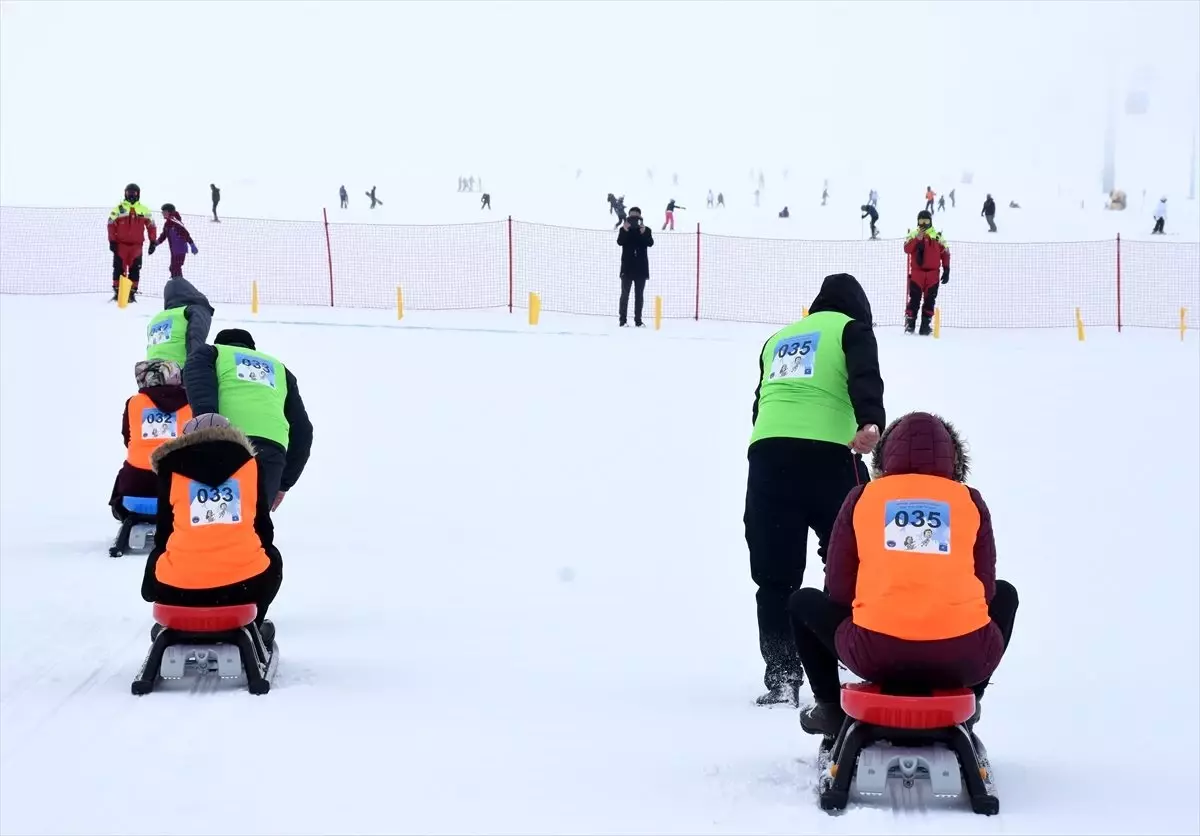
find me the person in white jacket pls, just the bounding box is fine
[1153,197,1167,234]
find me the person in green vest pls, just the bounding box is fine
[745,272,886,707]
[183,329,314,512]
[146,276,214,368]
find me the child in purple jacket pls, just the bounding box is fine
[155,203,198,278]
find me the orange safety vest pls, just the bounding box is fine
[155,458,270,590]
[126,394,193,471]
[850,474,990,641]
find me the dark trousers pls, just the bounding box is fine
[250,436,286,502]
[112,253,143,288]
[789,580,1019,704]
[1153,217,1165,233]
[925,199,935,212]
[869,220,877,237]
[985,214,997,232]
[168,252,186,278]
[906,278,940,320]
[340,198,348,208]
[619,277,646,325]
[212,200,220,221]
[745,437,868,689]
[143,550,283,626]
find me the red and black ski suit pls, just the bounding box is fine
[902,229,950,323]
[108,201,157,291]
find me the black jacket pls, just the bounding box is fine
[861,205,878,222]
[751,272,886,432]
[982,197,996,217]
[141,425,280,600]
[184,342,314,492]
[617,222,654,280]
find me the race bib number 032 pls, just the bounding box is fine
[235,353,277,388]
[147,319,172,346]
[769,332,821,380]
[189,479,243,526]
[140,407,178,440]
[884,499,950,554]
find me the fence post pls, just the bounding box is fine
[694,223,702,321]
[1115,233,1122,332]
[323,208,335,307]
[508,216,514,314]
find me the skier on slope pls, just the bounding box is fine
[1152,196,1167,234]
[663,199,685,230]
[861,204,879,239]
[366,186,382,209]
[108,183,158,302]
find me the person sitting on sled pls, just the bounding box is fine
[141,413,283,647]
[109,360,192,521]
[788,411,1019,737]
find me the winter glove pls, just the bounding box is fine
[941,267,950,285]
[189,242,198,255]
[147,242,157,255]
[109,241,117,253]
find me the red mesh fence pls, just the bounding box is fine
[2,206,1197,332]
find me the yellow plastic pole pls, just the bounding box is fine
[1075,307,1085,342]
[529,292,540,326]
[116,276,132,309]
[654,296,663,331]
[396,287,404,320]
[1182,307,1188,342]
[251,281,260,315]
[802,305,809,318]
[933,308,941,339]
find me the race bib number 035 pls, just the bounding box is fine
[189,479,243,526]
[141,407,178,440]
[147,319,172,346]
[884,499,950,554]
[235,353,276,388]
[769,332,821,380]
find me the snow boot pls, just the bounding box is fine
[904,315,916,334]
[756,675,802,707]
[258,619,275,652]
[128,289,138,303]
[918,314,933,336]
[800,700,846,737]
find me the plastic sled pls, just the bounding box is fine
[109,496,158,557]
[817,683,999,816]
[131,603,277,696]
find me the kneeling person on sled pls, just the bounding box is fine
[141,413,282,646]
[902,210,950,335]
[789,412,1018,736]
[146,276,214,369]
[109,360,192,520]
[184,329,314,511]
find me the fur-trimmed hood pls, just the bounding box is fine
[870,411,970,482]
[150,425,257,488]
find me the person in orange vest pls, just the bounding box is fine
[109,360,192,520]
[788,411,1019,737]
[140,413,283,646]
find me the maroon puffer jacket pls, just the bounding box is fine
[826,411,1006,689]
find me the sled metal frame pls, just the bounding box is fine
[109,512,155,557]
[132,621,273,696]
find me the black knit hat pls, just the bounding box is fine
[917,209,933,222]
[214,328,256,349]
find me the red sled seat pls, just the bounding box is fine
[153,603,257,633]
[841,682,976,729]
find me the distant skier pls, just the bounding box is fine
[861,204,879,239]
[754,189,761,207]
[868,189,878,208]
[758,171,766,190]
[457,176,465,192]
[924,186,936,213]
[948,188,956,208]
[607,193,627,229]
[717,192,725,208]
[778,206,790,218]
[155,204,198,278]
[937,194,946,212]
[339,186,348,209]
[468,176,475,192]
[366,186,382,209]
[1152,197,1167,233]
[1008,200,1021,209]
[707,189,715,209]
[821,187,829,206]
[108,183,157,302]
[672,173,679,186]
[210,184,221,222]
[481,193,491,210]
[663,199,685,231]
[981,194,997,232]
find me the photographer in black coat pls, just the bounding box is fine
[616,206,654,328]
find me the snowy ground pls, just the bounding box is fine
[1,296,1197,835]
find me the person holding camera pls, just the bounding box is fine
[616,207,654,328]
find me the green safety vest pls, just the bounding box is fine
[750,311,858,447]
[214,345,290,450]
[109,200,153,222]
[146,308,189,366]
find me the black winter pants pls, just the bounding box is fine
[112,254,143,287]
[985,214,997,232]
[142,549,283,626]
[619,277,646,326]
[1153,217,1165,234]
[906,279,940,320]
[745,437,868,689]
[250,436,287,502]
[789,580,1020,704]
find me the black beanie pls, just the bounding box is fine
[214,328,256,349]
[917,209,933,222]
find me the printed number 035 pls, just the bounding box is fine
[196,487,234,503]
[894,509,942,528]
[778,339,813,358]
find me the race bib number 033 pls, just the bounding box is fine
[235,353,277,388]
[769,332,821,380]
[189,479,243,526]
[140,407,178,440]
[147,319,172,346]
[884,499,950,554]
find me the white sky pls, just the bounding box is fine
[1,0,1197,206]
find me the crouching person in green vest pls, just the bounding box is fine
[146,276,214,368]
[745,272,886,707]
[183,328,314,512]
